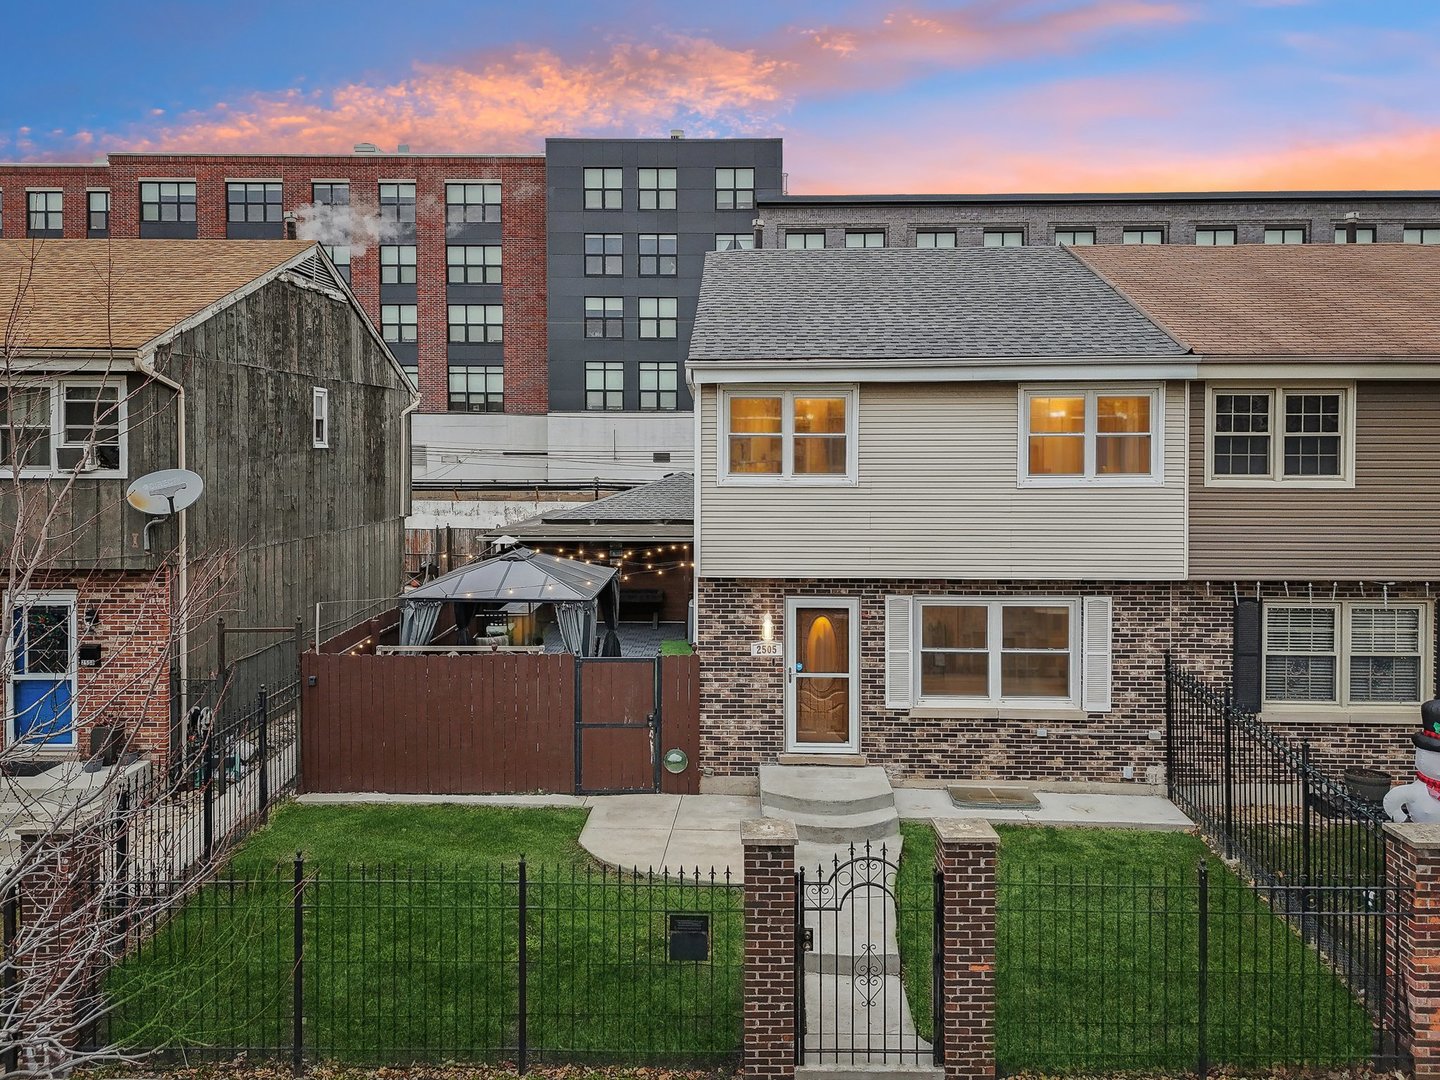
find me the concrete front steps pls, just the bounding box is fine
[759,765,901,844]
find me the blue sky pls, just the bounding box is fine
[4,1,1438,192]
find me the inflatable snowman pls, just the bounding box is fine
[1383,698,1440,823]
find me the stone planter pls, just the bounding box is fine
[1344,767,1393,806]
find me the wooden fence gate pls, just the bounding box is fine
[300,652,700,796]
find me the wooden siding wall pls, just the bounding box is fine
[698,381,1188,580]
[1188,381,1440,579]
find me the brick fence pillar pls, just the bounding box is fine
[935,819,1000,1080]
[743,817,798,1080]
[1386,821,1440,1077]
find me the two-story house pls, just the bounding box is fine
[687,244,1440,789]
[1,239,414,765]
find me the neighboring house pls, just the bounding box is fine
[687,244,1440,789]
[1,239,414,763]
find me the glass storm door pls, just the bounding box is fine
[785,598,859,753]
[9,598,77,748]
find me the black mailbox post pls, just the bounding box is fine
[667,913,710,961]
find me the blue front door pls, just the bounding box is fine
[10,601,76,747]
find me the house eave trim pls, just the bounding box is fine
[687,358,1199,385]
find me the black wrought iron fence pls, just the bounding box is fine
[95,860,742,1068]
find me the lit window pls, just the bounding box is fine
[1021,389,1159,483]
[639,233,677,276]
[917,601,1076,704]
[584,234,623,276]
[87,191,109,235]
[638,297,677,339]
[322,245,351,283]
[1122,228,1164,245]
[447,245,502,285]
[379,182,416,225]
[1265,603,1428,706]
[1054,229,1095,246]
[584,297,623,339]
[226,182,282,223]
[1404,226,1440,245]
[312,388,329,449]
[715,168,755,211]
[27,191,62,234]
[379,244,417,285]
[381,304,418,344]
[1195,229,1236,246]
[584,168,622,211]
[1209,387,1349,483]
[1333,225,1375,244]
[916,230,957,248]
[723,390,854,482]
[639,363,678,411]
[139,181,196,223]
[983,230,1023,247]
[638,168,676,211]
[785,231,825,249]
[311,182,349,206]
[585,361,624,410]
[715,233,755,251]
[1264,227,1306,244]
[446,182,501,224]
[845,231,885,248]
[447,304,503,344]
[448,365,504,412]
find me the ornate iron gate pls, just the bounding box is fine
[794,841,941,1065]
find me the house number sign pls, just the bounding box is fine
[750,641,782,658]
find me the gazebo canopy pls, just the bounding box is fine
[405,546,617,604]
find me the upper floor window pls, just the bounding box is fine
[1264,603,1428,707]
[380,244,417,285]
[140,181,196,223]
[585,361,624,410]
[1123,228,1164,245]
[27,191,62,234]
[584,168,621,211]
[638,297,677,339]
[715,168,754,211]
[1054,229,1095,246]
[448,364,504,413]
[1,381,125,476]
[1405,226,1440,245]
[380,304,418,344]
[447,245,502,285]
[716,233,755,251]
[1333,225,1375,244]
[845,231,884,248]
[638,168,676,211]
[1194,228,1236,246]
[1208,386,1351,485]
[311,182,349,206]
[639,233,677,276]
[448,304,503,344]
[1021,388,1160,485]
[983,229,1023,247]
[916,230,957,248]
[639,362,678,411]
[785,231,825,250]
[323,245,351,283]
[1264,227,1306,245]
[227,182,281,223]
[312,388,329,449]
[584,296,623,339]
[446,182,501,224]
[584,233,623,276]
[379,182,416,225]
[87,191,109,235]
[722,389,855,483]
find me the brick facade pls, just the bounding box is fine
[935,819,999,1080]
[1385,823,1438,1075]
[698,578,1428,785]
[742,818,798,1080]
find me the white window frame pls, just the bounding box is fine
[1017,385,1164,487]
[719,386,858,487]
[1205,384,1354,488]
[912,597,1080,708]
[1054,229,1095,246]
[312,387,329,449]
[1262,601,1431,710]
[6,379,128,478]
[5,589,78,749]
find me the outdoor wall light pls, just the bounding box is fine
[761,613,774,643]
[662,748,689,774]
[84,607,101,634]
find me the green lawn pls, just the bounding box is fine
[107,804,741,1065]
[658,640,694,656]
[896,822,1377,1075]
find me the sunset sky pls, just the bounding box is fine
[4,0,1437,193]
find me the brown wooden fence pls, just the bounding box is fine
[300,652,700,796]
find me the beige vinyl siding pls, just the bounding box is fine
[1190,381,1440,579]
[699,381,1187,579]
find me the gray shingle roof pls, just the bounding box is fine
[540,472,693,524]
[689,247,1187,362]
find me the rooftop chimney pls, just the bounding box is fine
[396,144,411,154]
[282,211,298,240]
[353,142,380,154]
[670,129,684,139]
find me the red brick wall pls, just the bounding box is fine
[742,819,798,1080]
[696,578,1427,785]
[936,820,999,1080]
[0,154,548,416]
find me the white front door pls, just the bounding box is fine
[784,597,860,754]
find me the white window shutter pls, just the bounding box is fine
[1081,596,1113,713]
[885,595,914,710]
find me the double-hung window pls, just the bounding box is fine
[1264,602,1428,707]
[1021,388,1161,484]
[638,168,676,210]
[916,600,1077,705]
[638,297,677,339]
[1208,386,1351,485]
[1,381,125,475]
[27,191,62,235]
[87,191,109,235]
[722,389,855,482]
[312,388,329,449]
[446,182,501,224]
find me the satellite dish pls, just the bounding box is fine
[126,469,204,516]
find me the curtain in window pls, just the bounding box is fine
[399,601,442,647]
